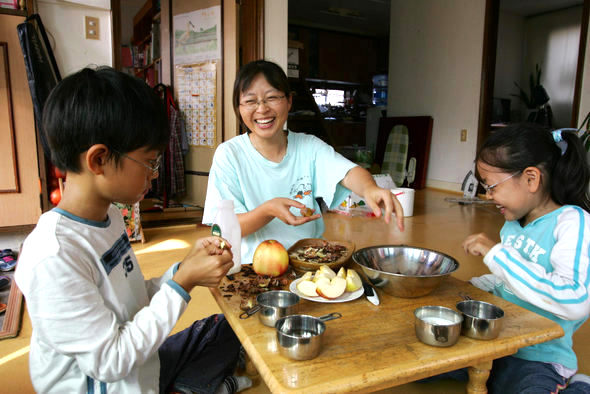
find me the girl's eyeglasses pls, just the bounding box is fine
[479,171,521,194]
[239,95,286,111]
[114,151,162,176]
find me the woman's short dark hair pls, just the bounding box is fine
[42,66,169,172]
[232,60,291,133]
[477,122,590,211]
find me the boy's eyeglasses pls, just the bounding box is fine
[479,171,521,194]
[115,151,162,176]
[239,95,286,111]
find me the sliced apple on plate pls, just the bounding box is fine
[316,276,347,299]
[336,267,347,279]
[297,279,319,297]
[313,271,331,283]
[314,276,331,289]
[345,269,363,292]
[300,271,314,282]
[318,265,336,280]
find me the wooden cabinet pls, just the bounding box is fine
[0,13,42,228]
[288,25,388,85]
[323,120,366,147]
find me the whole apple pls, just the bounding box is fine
[252,239,289,277]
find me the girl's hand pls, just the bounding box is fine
[462,233,496,256]
[265,197,321,226]
[173,236,235,291]
[363,185,405,231]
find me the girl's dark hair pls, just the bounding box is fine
[42,66,170,173]
[232,60,291,133]
[477,122,590,211]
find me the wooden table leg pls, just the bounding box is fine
[467,360,493,393]
[244,351,259,377]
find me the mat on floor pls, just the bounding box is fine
[0,268,23,339]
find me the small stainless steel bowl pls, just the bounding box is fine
[239,290,300,327]
[414,306,463,347]
[352,245,459,298]
[456,300,504,340]
[275,312,342,360]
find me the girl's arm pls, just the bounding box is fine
[484,207,590,321]
[340,166,404,231]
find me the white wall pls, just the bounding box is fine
[494,11,525,120]
[38,0,113,76]
[264,0,288,71]
[524,6,582,128]
[388,0,486,191]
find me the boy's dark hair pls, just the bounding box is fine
[232,60,291,133]
[42,66,170,172]
[477,122,590,211]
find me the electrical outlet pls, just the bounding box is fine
[460,129,467,142]
[85,16,99,40]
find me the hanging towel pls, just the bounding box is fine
[381,124,409,186]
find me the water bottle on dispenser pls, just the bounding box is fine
[372,74,388,106]
[213,200,241,275]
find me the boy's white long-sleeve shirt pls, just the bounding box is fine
[15,205,190,393]
[482,205,590,370]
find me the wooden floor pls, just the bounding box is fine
[2,189,590,393]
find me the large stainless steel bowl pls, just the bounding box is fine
[352,245,459,298]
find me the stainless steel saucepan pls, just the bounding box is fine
[239,290,300,327]
[275,312,342,361]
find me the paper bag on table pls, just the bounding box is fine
[331,174,396,216]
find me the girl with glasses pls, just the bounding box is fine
[459,123,590,392]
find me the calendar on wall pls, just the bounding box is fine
[174,61,217,148]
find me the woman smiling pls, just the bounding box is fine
[203,60,404,265]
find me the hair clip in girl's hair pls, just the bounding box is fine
[552,129,569,156]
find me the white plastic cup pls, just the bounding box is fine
[391,188,415,217]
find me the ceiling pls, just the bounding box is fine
[288,0,391,38]
[288,0,585,38]
[500,0,584,16]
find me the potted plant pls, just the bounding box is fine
[512,64,553,127]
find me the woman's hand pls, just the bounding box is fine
[462,233,496,256]
[265,197,321,226]
[340,166,404,232]
[363,184,405,231]
[173,236,235,292]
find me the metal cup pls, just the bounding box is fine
[275,312,342,361]
[456,300,504,340]
[239,290,300,327]
[414,306,463,347]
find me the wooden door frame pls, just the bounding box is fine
[477,0,590,150]
[239,0,264,67]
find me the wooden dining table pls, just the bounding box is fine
[210,189,564,393]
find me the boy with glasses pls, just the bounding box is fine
[16,67,251,394]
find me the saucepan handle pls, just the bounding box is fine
[239,304,261,319]
[319,312,342,322]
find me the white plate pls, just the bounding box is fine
[289,278,364,303]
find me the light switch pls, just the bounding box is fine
[460,129,467,142]
[85,16,99,40]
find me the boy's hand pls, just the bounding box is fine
[462,233,496,256]
[173,236,234,292]
[363,185,405,231]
